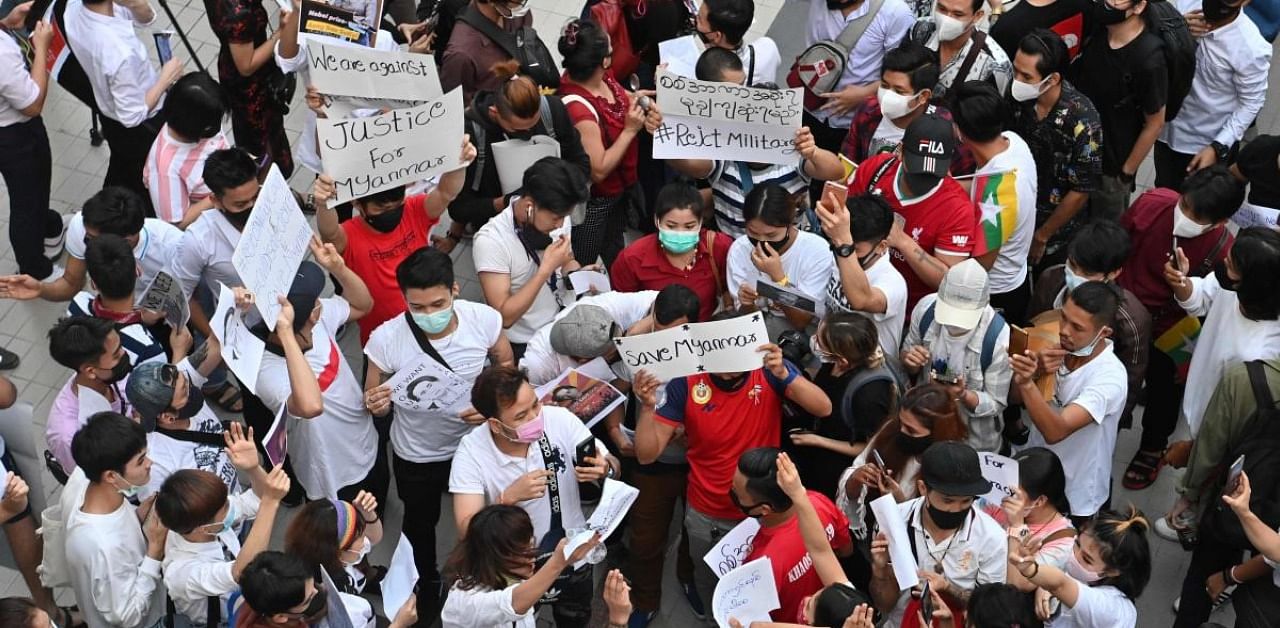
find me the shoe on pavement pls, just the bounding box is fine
[44,212,70,261]
[41,263,65,284]
[1172,596,1179,613]
[1153,516,1181,542]
[0,347,19,370]
[627,610,656,628]
[681,582,706,620]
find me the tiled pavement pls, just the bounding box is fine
[0,0,1276,625]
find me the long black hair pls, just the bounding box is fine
[1012,447,1071,516]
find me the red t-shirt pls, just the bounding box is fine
[610,230,732,322]
[655,366,793,519]
[559,75,639,198]
[850,154,979,312]
[1117,188,1233,337]
[341,194,438,344]
[745,491,853,623]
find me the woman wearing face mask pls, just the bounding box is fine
[155,459,290,628]
[1165,227,1280,440]
[557,19,663,269]
[612,181,734,321]
[790,313,898,499]
[835,384,968,586]
[439,505,601,627]
[283,492,385,595]
[1008,506,1151,627]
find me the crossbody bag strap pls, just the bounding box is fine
[953,31,988,92]
[1246,360,1277,412]
[1041,526,1078,545]
[403,311,454,371]
[746,43,756,86]
[537,434,563,534]
[868,155,897,189]
[457,5,521,60]
[1195,228,1230,277]
[833,0,886,52]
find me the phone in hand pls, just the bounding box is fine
[920,579,934,621]
[153,31,174,65]
[823,180,849,208]
[575,435,597,467]
[872,449,886,471]
[1227,454,1245,494]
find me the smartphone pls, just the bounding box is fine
[153,31,174,65]
[1008,325,1029,357]
[822,180,849,208]
[872,449,886,470]
[575,435,597,466]
[1227,454,1245,493]
[920,579,934,621]
[25,0,55,30]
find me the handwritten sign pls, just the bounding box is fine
[305,41,441,102]
[870,494,920,591]
[211,283,266,395]
[613,313,770,381]
[703,517,761,577]
[657,69,803,127]
[534,368,625,429]
[382,534,419,620]
[654,69,802,165]
[979,452,1019,506]
[381,352,470,414]
[318,89,465,205]
[653,117,799,165]
[231,164,312,331]
[264,403,288,467]
[564,479,639,567]
[1232,201,1280,231]
[135,271,189,329]
[712,557,780,628]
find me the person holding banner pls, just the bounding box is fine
[557,17,663,268]
[363,246,513,622]
[979,447,1075,595]
[631,310,831,615]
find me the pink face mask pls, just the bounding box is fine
[501,410,545,444]
[1065,548,1102,584]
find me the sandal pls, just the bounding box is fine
[1122,449,1165,490]
[203,381,244,413]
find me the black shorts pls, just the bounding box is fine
[1,445,32,524]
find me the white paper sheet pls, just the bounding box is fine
[703,517,761,577]
[135,270,190,329]
[380,352,471,414]
[382,534,420,620]
[563,479,639,567]
[613,313,770,381]
[534,368,626,429]
[658,35,703,78]
[211,283,266,395]
[711,557,780,628]
[492,136,561,194]
[656,69,803,127]
[569,270,611,296]
[978,452,1020,506]
[1232,201,1280,230]
[870,494,920,591]
[231,165,313,331]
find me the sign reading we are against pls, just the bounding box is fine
[305,40,441,102]
[318,89,464,205]
[656,69,802,127]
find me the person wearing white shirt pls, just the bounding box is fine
[0,7,64,286]
[819,192,909,358]
[0,187,182,304]
[1167,226,1280,437]
[234,551,415,628]
[473,158,589,358]
[520,289,668,387]
[67,235,167,368]
[362,246,513,622]
[154,427,289,628]
[908,0,1013,100]
[728,183,837,340]
[1012,282,1127,520]
[867,442,1007,626]
[952,81,1038,324]
[64,412,169,628]
[693,0,781,86]
[63,0,182,207]
[1154,0,1271,191]
[250,256,380,503]
[802,0,916,142]
[449,366,618,627]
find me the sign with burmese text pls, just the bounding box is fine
[305,40,441,102]
[652,69,802,165]
[612,313,770,381]
[318,89,464,205]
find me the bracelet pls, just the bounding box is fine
[607,623,627,628]
[1223,565,1240,586]
[361,515,379,525]
[1024,561,1039,579]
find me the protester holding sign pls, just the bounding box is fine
[283,494,385,595]
[632,309,831,614]
[363,246,512,622]
[978,447,1074,597]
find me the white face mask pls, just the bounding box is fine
[1010,76,1049,102]
[878,86,920,120]
[1063,265,1087,292]
[502,0,531,17]
[1172,202,1213,238]
[933,12,971,41]
[1067,329,1105,357]
[341,536,373,566]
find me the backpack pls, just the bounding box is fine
[786,0,885,111]
[839,363,907,423]
[456,4,560,90]
[1199,361,1280,550]
[37,467,89,589]
[918,303,1008,373]
[1141,0,1196,121]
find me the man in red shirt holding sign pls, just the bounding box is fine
[848,113,980,313]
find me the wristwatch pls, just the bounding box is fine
[831,242,856,258]
[1210,141,1230,161]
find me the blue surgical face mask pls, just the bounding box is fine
[111,474,144,499]
[204,501,238,536]
[412,307,454,334]
[1067,329,1105,357]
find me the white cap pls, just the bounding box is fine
[934,259,990,331]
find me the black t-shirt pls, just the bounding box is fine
[790,365,894,500]
[1237,135,1280,209]
[1071,29,1168,175]
[990,0,1089,59]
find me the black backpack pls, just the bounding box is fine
[1142,0,1196,121]
[1199,361,1280,550]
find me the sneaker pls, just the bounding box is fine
[627,610,656,628]
[681,582,706,620]
[41,263,65,284]
[1153,516,1181,543]
[44,213,70,262]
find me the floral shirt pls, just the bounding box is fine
[1009,82,1103,257]
[910,19,1012,100]
[840,97,976,176]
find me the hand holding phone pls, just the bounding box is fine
[920,579,934,621]
[575,435,598,467]
[822,180,849,209]
[1227,455,1245,494]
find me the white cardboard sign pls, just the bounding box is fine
[703,517,762,577]
[211,283,266,395]
[613,313,771,381]
[979,452,1020,506]
[656,69,803,127]
[230,164,313,331]
[379,352,471,414]
[712,557,780,628]
[653,115,799,165]
[492,136,561,194]
[870,494,920,591]
[563,479,639,567]
[305,41,441,102]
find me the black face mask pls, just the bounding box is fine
[1214,260,1238,292]
[1095,1,1130,25]
[520,223,554,250]
[926,501,969,530]
[748,231,791,254]
[712,372,749,391]
[177,383,205,419]
[895,430,933,455]
[1201,0,1241,22]
[220,208,251,230]
[506,127,536,141]
[858,245,884,270]
[299,587,329,623]
[694,27,713,44]
[103,354,134,385]
[363,205,404,233]
[729,489,770,518]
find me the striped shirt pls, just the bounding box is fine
[143,126,230,224]
[709,159,811,238]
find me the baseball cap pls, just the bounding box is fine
[126,361,180,431]
[549,304,616,359]
[920,441,992,497]
[934,259,990,331]
[285,261,326,332]
[901,113,956,193]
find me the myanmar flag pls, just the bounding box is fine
[973,169,1019,257]
[1155,315,1202,383]
[840,154,858,185]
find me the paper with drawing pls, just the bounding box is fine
[380,352,470,414]
[211,283,266,395]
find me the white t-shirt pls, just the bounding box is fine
[66,213,183,302]
[168,209,243,300]
[449,406,605,541]
[738,37,781,86]
[1178,274,1280,435]
[823,252,908,358]
[727,230,835,320]
[521,290,658,386]
[365,300,503,463]
[978,132,1038,294]
[63,0,161,126]
[162,490,261,625]
[440,582,535,628]
[65,499,167,628]
[143,359,240,498]
[472,203,564,344]
[1046,584,1136,628]
[1019,341,1127,517]
[867,114,908,157]
[255,297,377,499]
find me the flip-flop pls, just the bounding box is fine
[1122,449,1165,490]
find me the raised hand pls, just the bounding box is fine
[309,236,345,273]
[632,369,662,408]
[603,569,632,625]
[351,490,378,522]
[775,451,805,500]
[222,422,260,471]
